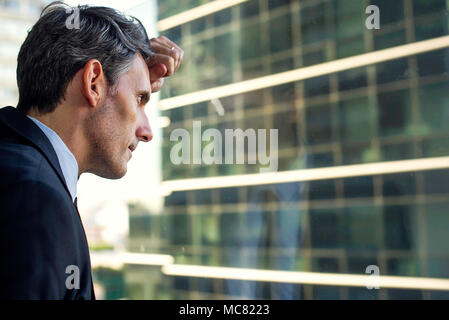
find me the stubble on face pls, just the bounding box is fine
[84,91,130,179]
[83,54,151,179]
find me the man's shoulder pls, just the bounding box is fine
[0,139,58,188]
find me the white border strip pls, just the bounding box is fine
[159,35,449,111]
[160,156,449,193]
[157,0,249,32]
[162,264,449,291]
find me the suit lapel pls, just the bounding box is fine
[0,106,72,199]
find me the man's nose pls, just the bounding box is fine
[136,111,153,142]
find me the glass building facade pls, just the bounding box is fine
[123,0,449,299]
[0,0,46,106]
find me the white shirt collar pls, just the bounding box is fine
[27,116,79,202]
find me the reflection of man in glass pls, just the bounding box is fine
[249,181,307,299]
[0,2,182,299]
[223,156,310,299]
[221,179,308,299]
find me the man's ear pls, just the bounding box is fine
[82,59,107,107]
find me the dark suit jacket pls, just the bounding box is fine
[0,106,95,300]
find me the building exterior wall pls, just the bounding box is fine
[137,0,449,299]
[0,0,47,106]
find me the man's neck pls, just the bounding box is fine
[27,106,87,176]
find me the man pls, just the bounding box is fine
[0,2,183,299]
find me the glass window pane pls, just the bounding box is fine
[269,12,292,53]
[81,0,449,300]
[339,96,372,143]
[378,89,411,137]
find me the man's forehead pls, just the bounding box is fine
[122,53,151,91]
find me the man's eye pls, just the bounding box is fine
[137,94,149,105]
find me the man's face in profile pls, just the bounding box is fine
[85,53,153,179]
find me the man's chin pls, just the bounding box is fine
[91,164,127,180]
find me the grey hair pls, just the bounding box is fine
[17,1,154,114]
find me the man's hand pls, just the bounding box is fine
[148,36,184,93]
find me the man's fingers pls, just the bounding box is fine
[149,63,167,80]
[150,42,183,72]
[147,36,183,93]
[148,53,175,78]
[151,78,164,93]
[150,36,184,71]
[151,35,182,53]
